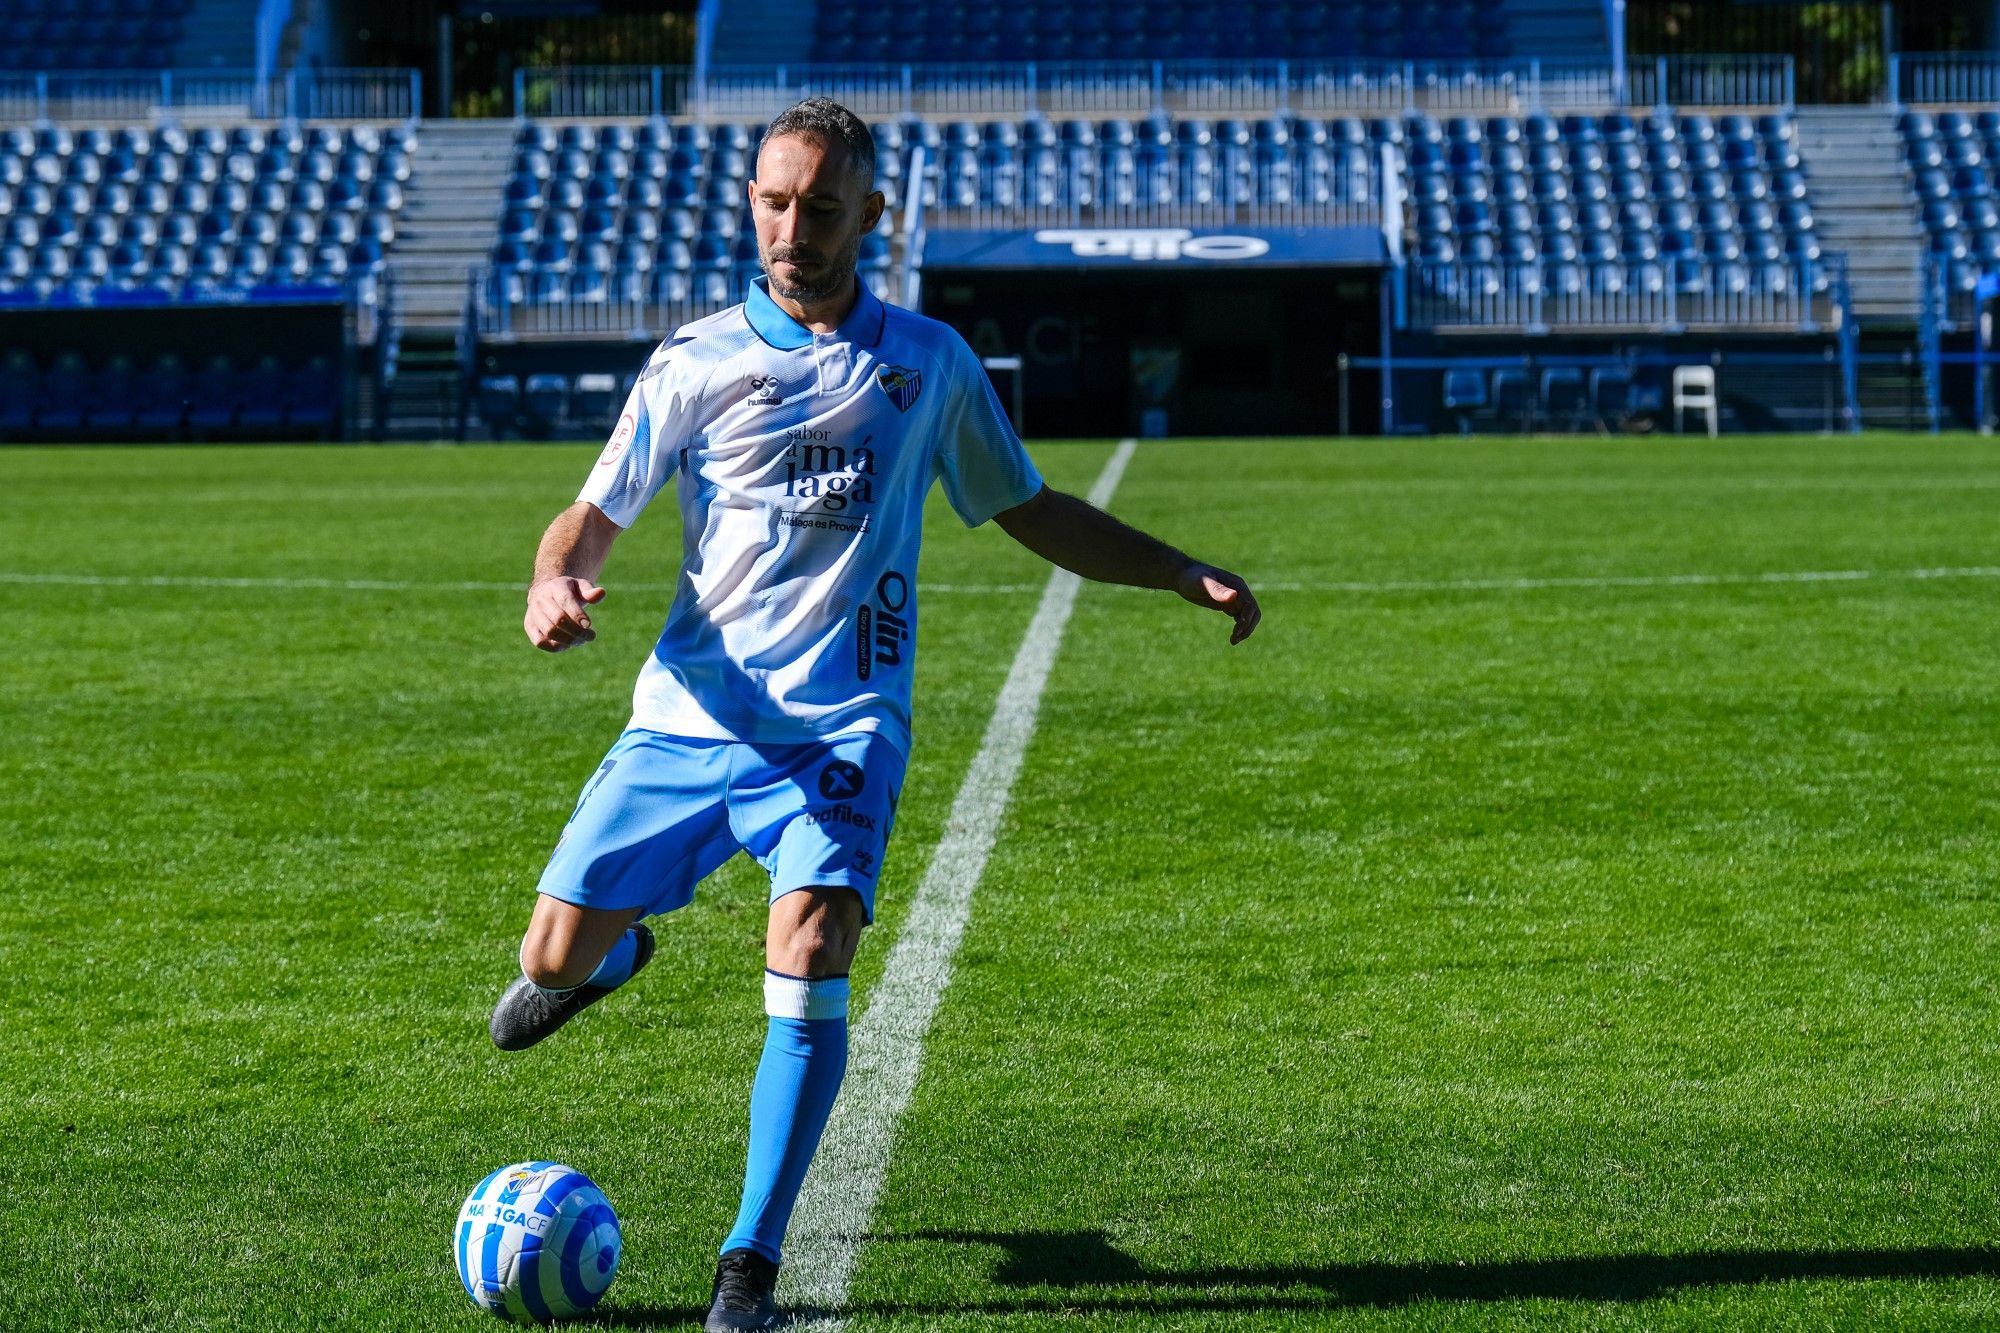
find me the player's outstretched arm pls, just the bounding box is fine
[994,486,1261,644]
[524,501,624,653]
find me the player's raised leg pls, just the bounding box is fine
[707,886,864,1333]
[491,730,738,1051]
[489,896,652,1051]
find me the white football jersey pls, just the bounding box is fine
[576,278,1043,757]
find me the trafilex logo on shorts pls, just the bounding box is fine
[782,426,878,512]
[804,802,877,831]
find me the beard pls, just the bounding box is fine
[761,229,863,304]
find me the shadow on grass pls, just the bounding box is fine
[583,1232,2000,1325]
[849,1230,2000,1316]
[575,1300,709,1330]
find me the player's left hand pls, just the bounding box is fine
[1175,563,1261,645]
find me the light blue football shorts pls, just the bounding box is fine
[536,728,904,923]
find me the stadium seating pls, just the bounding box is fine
[1900,108,2000,294]
[490,119,898,307]
[0,122,414,304]
[0,348,339,440]
[485,108,1822,319]
[810,0,1510,63]
[0,0,191,71]
[1406,110,1819,303]
[914,113,1377,211]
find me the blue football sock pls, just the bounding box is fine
[583,926,641,989]
[720,971,851,1264]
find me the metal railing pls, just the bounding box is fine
[513,66,694,120]
[924,194,1381,234]
[512,59,1636,122]
[1624,55,1797,110]
[0,68,420,122]
[289,69,422,120]
[1404,255,1841,333]
[468,263,920,342]
[1892,53,2000,108]
[500,55,1842,123]
[471,266,749,341]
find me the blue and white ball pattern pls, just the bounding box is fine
[454,1161,621,1323]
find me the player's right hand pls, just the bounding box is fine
[525,577,607,652]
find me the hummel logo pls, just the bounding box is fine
[747,375,782,406]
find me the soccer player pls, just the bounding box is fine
[488,98,1261,1331]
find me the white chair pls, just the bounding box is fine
[1672,365,1718,437]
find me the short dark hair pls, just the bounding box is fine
[762,97,877,189]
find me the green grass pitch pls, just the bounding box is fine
[5,434,2000,1331]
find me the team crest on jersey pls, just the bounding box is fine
[875,364,921,412]
[746,374,782,406]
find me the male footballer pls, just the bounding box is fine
[488,97,1260,1331]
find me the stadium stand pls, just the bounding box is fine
[487,118,896,308]
[0,0,192,72]
[912,113,1377,212]
[0,121,412,302]
[1902,107,2000,295]
[1405,109,1823,313]
[12,1,2000,438]
[792,0,1611,65]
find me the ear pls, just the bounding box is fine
[862,189,886,232]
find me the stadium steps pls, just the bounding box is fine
[172,0,262,69]
[388,120,520,332]
[378,332,467,442]
[709,0,819,66]
[1853,331,1930,430]
[1503,0,1612,62]
[1793,106,1924,325]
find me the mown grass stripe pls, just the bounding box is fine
[777,439,1139,1326]
[7,566,1999,598]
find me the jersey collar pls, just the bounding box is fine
[745,275,886,351]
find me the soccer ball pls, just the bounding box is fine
[454,1161,621,1322]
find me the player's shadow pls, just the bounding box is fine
[584,1232,2000,1325]
[828,1230,2000,1317]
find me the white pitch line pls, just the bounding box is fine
[1255,565,2000,594]
[778,438,1139,1328]
[0,571,1046,596]
[6,566,1999,599]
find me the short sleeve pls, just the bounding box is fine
[575,342,698,527]
[934,339,1044,528]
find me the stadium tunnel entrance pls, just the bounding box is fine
[921,266,1384,438]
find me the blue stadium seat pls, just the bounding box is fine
[1542,368,1587,427]
[1441,364,1489,433]
[1591,367,1634,420]
[0,350,36,434]
[1745,230,1783,263]
[83,354,136,431]
[37,352,88,431]
[521,373,569,433]
[132,352,185,430]
[1698,228,1743,262]
[1623,230,1661,263]
[1492,368,1532,427]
